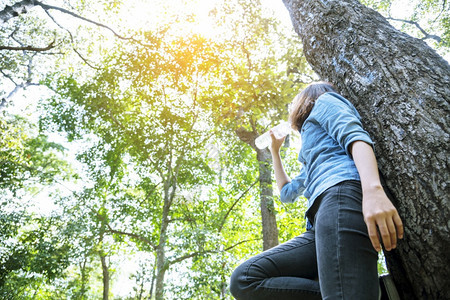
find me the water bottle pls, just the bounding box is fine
[255,121,291,149]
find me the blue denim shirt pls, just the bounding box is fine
[280,92,374,227]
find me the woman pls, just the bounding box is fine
[229,82,403,300]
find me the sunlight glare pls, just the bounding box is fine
[123,0,222,38]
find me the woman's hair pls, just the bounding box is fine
[289,81,336,131]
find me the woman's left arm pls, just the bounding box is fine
[350,141,404,252]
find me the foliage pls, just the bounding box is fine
[360,0,449,54]
[202,0,311,137]
[37,17,265,297]
[0,210,72,299]
[1,0,446,298]
[0,114,72,193]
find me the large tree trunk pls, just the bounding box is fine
[282,0,450,299]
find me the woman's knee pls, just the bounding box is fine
[229,262,248,299]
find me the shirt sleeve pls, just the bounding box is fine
[313,94,374,156]
[280,168,306,203]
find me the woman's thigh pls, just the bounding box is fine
[229,230,320,300]
[315,180,379,300]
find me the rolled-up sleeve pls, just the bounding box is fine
[280,169,306,203]
[314,94,374,156]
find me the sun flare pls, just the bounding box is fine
[123,0,222,38]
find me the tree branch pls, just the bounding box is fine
[107,227,157,250]
[218,179,258,232]
[93,207,157,250]
[432,0,447,23]
[0,68,18,86]
[44,10,101,70]
[0,52,41,106]
[0,39,56,51]
[387,17,442,43]
[0,0,35,24]
[223,238,261,252]
[0,98,6,110]
[34,0,133,41]
[1,0,134,40]
[1,81,39,100]
[167,238,260,266]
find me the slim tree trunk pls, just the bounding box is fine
[154,187,172,300]
[79,256,88,298]
[98,228,110,300]
[257,148,279,250]
[149,260,157,299]
[154,243,167,300]
[235,128,280,250]
[282,0,450,299]
[100,254,109,300]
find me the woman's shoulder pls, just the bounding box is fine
[316,92,353,108]
[311,92,361,121]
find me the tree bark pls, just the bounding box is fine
[282,0,450,299]
[0,0,35,24]
[154,192,170,300]
[79,256,88,298]
[98,228,110,300]
[257,148,280,250]
[99,253,110,300]
[235,127,280,250]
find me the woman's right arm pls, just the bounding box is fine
[269,131,291,192]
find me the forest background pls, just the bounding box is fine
[0,0,448,299]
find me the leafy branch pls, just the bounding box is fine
[94,207,157,250]
[43,10,101,70]
[387,17,442,43]
[167,238,261,266]
[0,0,132,40]
[218,179,259,233]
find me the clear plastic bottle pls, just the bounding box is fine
[255,121,291,149]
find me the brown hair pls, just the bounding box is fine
[289,81,336,130]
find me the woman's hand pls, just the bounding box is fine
[269,130,286,153]
[350,141,404,252]
[269,131,291,191]
[362,186,403,252]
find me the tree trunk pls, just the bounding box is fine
[100,254,109,300]
[0,0,35,24]
[257,148,279,250]
[282,0,450,299]
[235,128,280,250]
[79,256,88,298]
[154,187,172,300]
[154,243,167,300]
[98,228,110,300]
[149,260,157,299]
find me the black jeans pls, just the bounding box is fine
[229,180,379,299]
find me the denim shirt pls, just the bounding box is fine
[280,92,374,227]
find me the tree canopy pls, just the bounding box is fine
[0,0,448,298]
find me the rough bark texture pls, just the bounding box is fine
[282,0,450,299]
[0,0,34,23]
